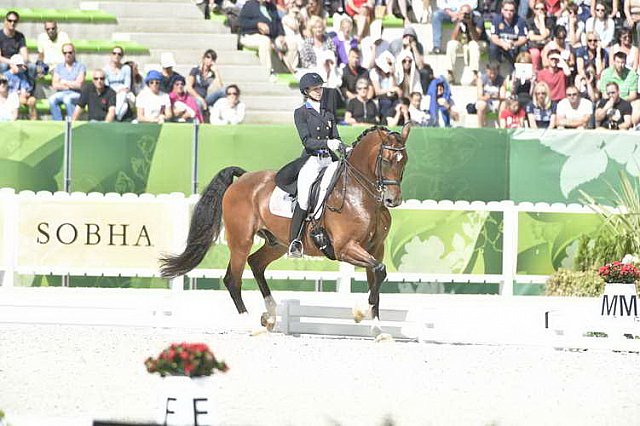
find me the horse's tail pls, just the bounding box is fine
[159,166,247,279]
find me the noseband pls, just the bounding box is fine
[376,131,406,190]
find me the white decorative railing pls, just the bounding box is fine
[0,188,602,294]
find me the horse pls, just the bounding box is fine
[160,124,411,332]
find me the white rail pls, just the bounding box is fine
[0,188,602,294]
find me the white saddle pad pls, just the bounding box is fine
[269,162,340,219]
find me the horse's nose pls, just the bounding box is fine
[384,197,399,207]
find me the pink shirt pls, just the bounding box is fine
[169,91,204,123]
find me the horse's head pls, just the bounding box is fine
[350,124,411,208]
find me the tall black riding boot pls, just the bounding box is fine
[287,204,307,258]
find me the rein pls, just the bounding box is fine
[328,131,405,212]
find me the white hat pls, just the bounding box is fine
[160,52,176,68]
[10,54,25,66]
[375,51,395,74]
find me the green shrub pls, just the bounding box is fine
[574,233,638,272]
[545,268,604,297]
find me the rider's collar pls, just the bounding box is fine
[305,99,321,113]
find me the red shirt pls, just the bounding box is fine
[536,68,567,102]
[500,107,525,128]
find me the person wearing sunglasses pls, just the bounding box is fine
[0,11,29,75]
[595,81,632,129]
[527,0,553,71]
[36,20,70,69]
[526,81,557,128]
[576,31,608,79]
[344,78,379,125]
[48,43,86,121]
[104,46,133,121]
[210,84,245,125]
[556,85,594,128]
[585,1,615,48]
[71,69,116,122]
[135,70,172,124]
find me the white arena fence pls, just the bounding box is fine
[0,187,604,294]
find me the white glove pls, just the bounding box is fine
[327,138,342,151]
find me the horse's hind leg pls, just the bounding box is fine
[248,238,286,330]
[223,228,254,315]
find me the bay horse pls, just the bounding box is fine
[160,124,411,331]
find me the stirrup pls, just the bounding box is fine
[287,239,304,258]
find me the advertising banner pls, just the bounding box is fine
[16,194,186,273]
[0,121,65,192]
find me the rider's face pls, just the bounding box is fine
[307,85,323,101]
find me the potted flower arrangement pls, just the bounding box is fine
[598,256,640,285]
[146,342,228,425]
[598,255,639,320]
[145,342,228,377]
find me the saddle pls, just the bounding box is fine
[269,161,342,260]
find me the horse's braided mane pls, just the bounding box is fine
[351,125,391,148]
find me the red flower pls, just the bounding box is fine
[144,342,228,377]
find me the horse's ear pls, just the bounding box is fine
[401,122,412,143]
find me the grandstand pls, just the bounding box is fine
[2,0,485,125]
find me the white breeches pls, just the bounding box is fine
[296,155,333,210]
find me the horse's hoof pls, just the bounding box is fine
[374,333,394,343]
[250,326,269,337]
[260,311,276,331]
[370,322,382,337]
[352,307,366,323]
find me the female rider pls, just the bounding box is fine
[288,72,344,257]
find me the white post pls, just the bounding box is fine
[500,201,517,296]
[0,189,17,287]
[336,262,354,293]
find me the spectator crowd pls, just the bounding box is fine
[4,0,640,130]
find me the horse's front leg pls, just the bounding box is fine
[337,241,387,325]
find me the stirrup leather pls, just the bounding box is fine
[287,239,304,258]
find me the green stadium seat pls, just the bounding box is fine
[0,8,117,23]
[326,15,404,28]
[18,99,66,115]
[26,39,149,54]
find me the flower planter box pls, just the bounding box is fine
[600,283,638,322]
[157,376,215,426]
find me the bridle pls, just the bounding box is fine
[340,130,407,205]
[374,131,406,190]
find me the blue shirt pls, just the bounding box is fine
[490,15,528,42]
[525,101,557,128]
[53,61,86,92]
[3,69,32,94]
